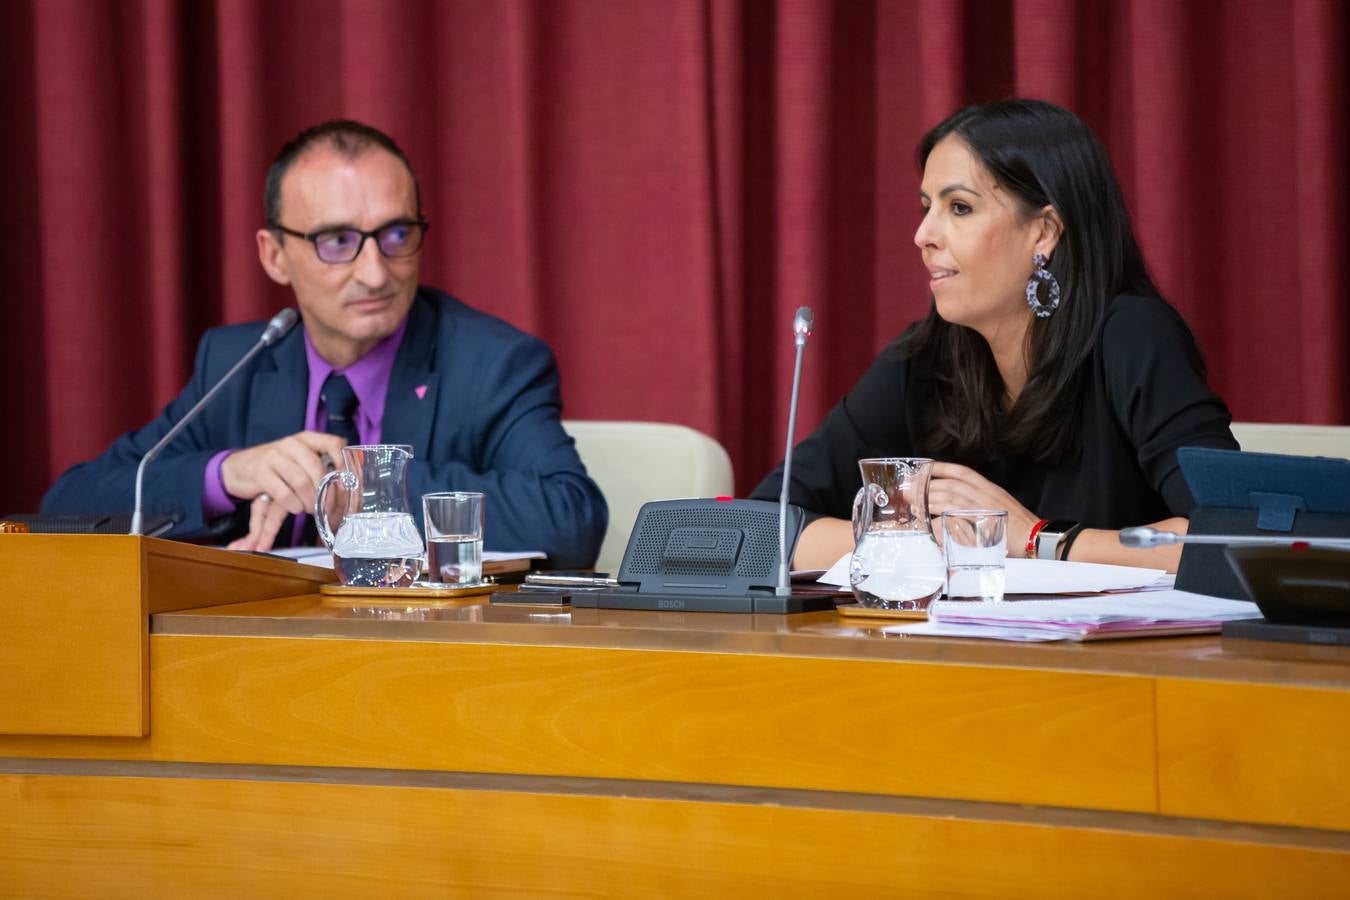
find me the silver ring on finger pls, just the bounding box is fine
[257,493,273,505]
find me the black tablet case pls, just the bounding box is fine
[1175,447,1350,600]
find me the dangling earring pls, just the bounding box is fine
[1026,253,1061,318]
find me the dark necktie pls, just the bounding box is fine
[303,374,360,545]
[321,374,360,445]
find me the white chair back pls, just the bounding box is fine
[563,420,735,574]
[1231,422,1350,460]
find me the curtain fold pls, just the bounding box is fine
[1,0,1344,516]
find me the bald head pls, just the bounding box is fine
[264,119,420,228]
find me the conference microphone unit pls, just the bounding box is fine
[569,306,834,615]
[1120,526,1350,551]
[129,308,299,535]
[776,306,814,596]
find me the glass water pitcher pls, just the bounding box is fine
[314,444,424,588]
[849,457,946,610]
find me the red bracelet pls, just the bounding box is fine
[1025,518,1050,558]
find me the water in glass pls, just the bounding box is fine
[428,534,483,585]
[940,508,1008,603]
[945,564,1006,603]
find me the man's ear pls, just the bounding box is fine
[1033,205,1064,260]
[257,228,292,286]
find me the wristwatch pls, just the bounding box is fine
[1034,519,1078,560]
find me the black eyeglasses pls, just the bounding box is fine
[269,218,430,264]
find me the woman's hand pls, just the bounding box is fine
[927,463,1188,571]
[928,462,1039,557]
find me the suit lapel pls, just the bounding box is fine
[247,327,308,447]
[382,294,440,458]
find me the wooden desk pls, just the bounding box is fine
[2,594,1349,897]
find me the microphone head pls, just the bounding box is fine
[260,308,300,346]
[792,306,814,342]
[1119,526,1163,549]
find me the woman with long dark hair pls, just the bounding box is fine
[752,98,1237,571]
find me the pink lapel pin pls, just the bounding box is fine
[414,384,428,400]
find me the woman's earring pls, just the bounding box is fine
[1025,253,1061,318]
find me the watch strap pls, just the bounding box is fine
[1034,519,1077,560]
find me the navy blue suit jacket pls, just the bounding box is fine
[42,288,607,568]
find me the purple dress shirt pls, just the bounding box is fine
[202,317,410,542]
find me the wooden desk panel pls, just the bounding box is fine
[141,538,333,614]
[156,594,1350,689]
[1158,679,1350,831]
[0,536,147,736]
[4,590,1349,894]
[3,773,1348,899]
[0,634,1157,813]
[0,538,332,737]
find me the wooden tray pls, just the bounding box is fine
[320,582,499,605]
[836,602,929,621]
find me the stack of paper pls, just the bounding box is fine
[819,554,1166,595]
[265,547,546,571]
[886,590,1262,642]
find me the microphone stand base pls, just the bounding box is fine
[570,590,837,615]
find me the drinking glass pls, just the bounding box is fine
[422,492,485,586]
[940,509,1007,603]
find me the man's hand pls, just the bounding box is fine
[222,431,347,551]
[228,493,290,552]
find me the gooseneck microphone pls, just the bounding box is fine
[130,308,299,535]
[776,306,815,596]
[1120,526,1350,550]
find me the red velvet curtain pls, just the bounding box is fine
[2,0,1345,516]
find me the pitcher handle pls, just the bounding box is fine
[314,469,357,549]
[851,483,888,545]
[922,474,937,541]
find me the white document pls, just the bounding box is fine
[818,553,1166,595]
[887,620,1068,642]
[267,546,330,561]
[885,590,1261,642]
[927,590,1260,626]
[252,547,546,569]
[484,550,547,561]
[998,558,1167,594]
[816,554,856,591]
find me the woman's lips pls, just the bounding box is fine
[928,269,956,290]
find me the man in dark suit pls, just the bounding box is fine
[42,120,606,568]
